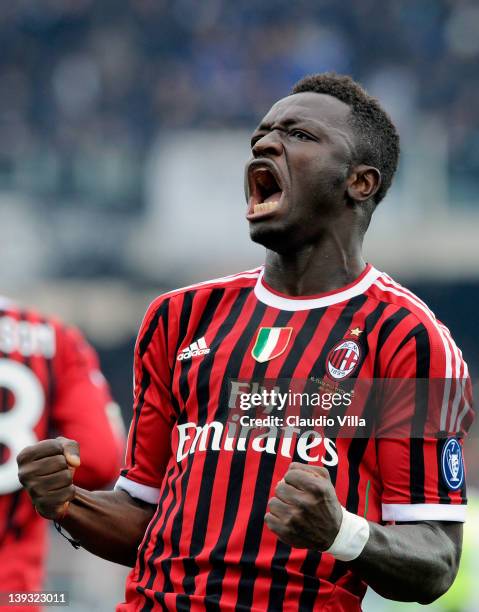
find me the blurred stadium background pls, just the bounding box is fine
[1,1,478,609]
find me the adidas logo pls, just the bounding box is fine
[177,337,210,361]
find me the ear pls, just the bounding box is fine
[346,165,381,202]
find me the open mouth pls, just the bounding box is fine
[247,164,284,218]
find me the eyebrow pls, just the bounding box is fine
[256,117,297,131]
[253,114,354,150]
[252,116,332,144]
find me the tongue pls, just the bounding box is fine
[264,191,282,203]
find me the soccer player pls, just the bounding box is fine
[17,74,473,610]
[0,298,124,611]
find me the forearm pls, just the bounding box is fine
[59,488,155,567]
[351,521,461,603]
[265,463,463,604]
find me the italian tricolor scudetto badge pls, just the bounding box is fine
[251,327,293,363]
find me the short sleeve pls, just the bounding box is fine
[115,297,176,505]
[377,322,474,523]
[52,325,124,489]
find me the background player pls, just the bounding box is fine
[0,296,124,611]
[16,74,473,610]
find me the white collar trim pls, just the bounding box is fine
[254,265,381,311]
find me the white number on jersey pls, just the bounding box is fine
[0,359,45,494]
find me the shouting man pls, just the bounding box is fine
[18,73,473,611]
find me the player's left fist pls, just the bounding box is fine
[265,462,342,550]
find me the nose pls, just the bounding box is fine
[252,131,284,158]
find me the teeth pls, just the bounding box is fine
[253,201,279,214]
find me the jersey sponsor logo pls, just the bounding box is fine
[327,339,361,380]
[175,420,338,466]
[251,327,293,363]
[441,437,464,490]
[176,336,210,361]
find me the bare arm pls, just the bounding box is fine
[265,463,462,603]
[350,520,462,603]
[17,437,156,567]
[59,488,156,566]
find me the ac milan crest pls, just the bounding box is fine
[327,339,361,380]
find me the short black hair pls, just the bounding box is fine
[292,73,400,205]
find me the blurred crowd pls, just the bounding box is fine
[1,0,479,213]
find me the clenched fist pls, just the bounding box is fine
[17,437,81,520]
[265,462,343,550]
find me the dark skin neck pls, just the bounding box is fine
[263,224,365,296]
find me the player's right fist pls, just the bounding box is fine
[17,437,81,520]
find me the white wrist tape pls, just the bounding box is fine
[324,506,370,561]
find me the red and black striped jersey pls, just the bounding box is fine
[0,298,124,606]
[115,264,473,612]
